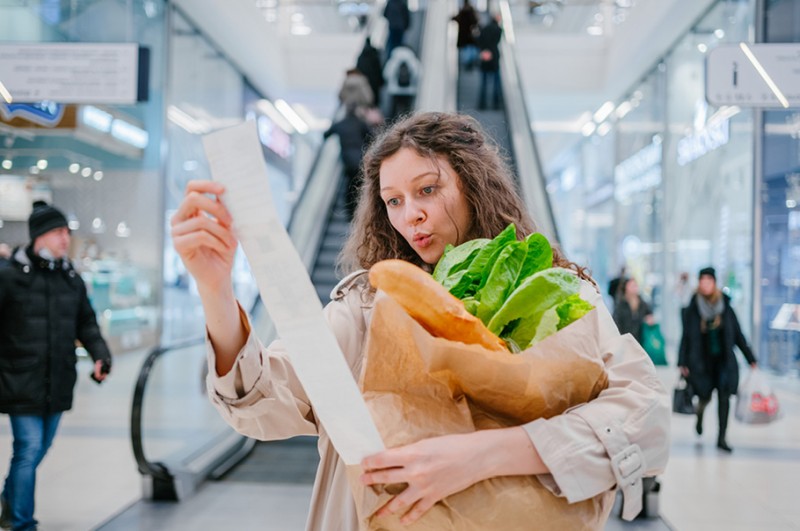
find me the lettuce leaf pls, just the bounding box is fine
[448,224,517,298]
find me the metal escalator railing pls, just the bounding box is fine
[416,0,458,112]
[496,0,559,244]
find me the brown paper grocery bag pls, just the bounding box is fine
[348,294,614,531]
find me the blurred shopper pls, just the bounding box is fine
[607,265,627,306]
[477,13,503,110]
[613,277,655,345]
[678,267,757,452]
[452,0,479,69]
[383,0,410,62]
[356,38,384,106]
[0,201,112,531]
[323,107,373,220]
[0,244,11,268]
[337,68,374,114]
[383,46,420,118]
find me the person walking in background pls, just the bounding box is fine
[0,201,112,531]
[323,107,373,220]
[383,45,420,118]
[356,38,384,107]
[477,13,503,110]
[0,244,11,268]
[383,0,410,62]
[452,0,479,69]
[678,267,757,453]
[607,265,627,307]
[612,277,654,345]
[337,68,374,114]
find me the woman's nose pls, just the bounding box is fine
[405,202,426,224]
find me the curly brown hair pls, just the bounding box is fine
[338,112,591,283]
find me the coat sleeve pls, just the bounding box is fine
[75,277,112,364]
[731,309,757,365]
[206,293,367,441]
[677,303,690,367]
[521,280,671,521]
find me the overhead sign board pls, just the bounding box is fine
[707,43,800,108]
[0,43,146,104]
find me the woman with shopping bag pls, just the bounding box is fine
[171,112,671,529]
[678,267,757,452]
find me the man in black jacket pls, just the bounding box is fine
[0,201,112,531]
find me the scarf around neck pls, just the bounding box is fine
[697,290,724,322]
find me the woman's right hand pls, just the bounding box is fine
[171,180,237,294]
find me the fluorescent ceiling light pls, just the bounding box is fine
[256,99,294,134]
[0,81,12,104]
[615,101,633,119]
[581,121,597,137]
[111,119,149,149]
[167,105,211,135]
[597,122,612,136]
[587,25,603,36]
[275,100,309,134]
[81,106,113,132]
[593,101,615,123]
[739,42,789,108]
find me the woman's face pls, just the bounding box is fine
[625,279,639,297]
[698,275,716,296]
[379,147,472,265]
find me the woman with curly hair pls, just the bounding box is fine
[171,112,669,530]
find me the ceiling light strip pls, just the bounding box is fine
[739,42,789,108]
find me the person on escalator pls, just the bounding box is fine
[477,13,503,110]
[170,111,670,531]
[383,46,420,119]
[323,106,374,221]
[452,0,479,70]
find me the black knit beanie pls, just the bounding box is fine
[28,200,68,241]
[698,266,716,281]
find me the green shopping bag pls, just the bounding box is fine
[641,323,667,366]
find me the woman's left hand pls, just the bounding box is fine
[360,432,485,525]
[361,427,546,524]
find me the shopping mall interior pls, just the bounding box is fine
[0,0,799,529]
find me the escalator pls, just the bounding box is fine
[99,6,436,531]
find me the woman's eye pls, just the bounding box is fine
[386,198,400,207]
[421,186,435,195]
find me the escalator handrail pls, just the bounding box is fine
[130,336,207,481]
[497,0,560,244]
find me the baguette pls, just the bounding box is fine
[369,259,507,352]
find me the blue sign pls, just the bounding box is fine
[0,101,65,127]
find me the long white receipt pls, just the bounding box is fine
[202,121,385,464]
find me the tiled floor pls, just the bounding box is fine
[1,359,798,530]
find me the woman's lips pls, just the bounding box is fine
[413,234,432,248]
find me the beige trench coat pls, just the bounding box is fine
[207,271,670,530]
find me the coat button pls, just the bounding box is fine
[23,265,30,273]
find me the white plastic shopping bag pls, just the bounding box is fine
[735,368,781,424]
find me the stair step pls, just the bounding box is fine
[312,269,340,286]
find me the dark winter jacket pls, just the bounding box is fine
[356,44,384,104]
[612,296,652,345]
[0,246,112,414]
[678,293,756,400]
[477,19,502,72]
[323,112,372,171]
[383,0,410,32]
[452,5,479,48]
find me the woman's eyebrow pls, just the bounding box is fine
[380,171,440,192]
